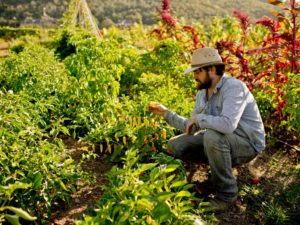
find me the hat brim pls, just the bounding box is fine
[183,62,225,74]
[183,66,201,75]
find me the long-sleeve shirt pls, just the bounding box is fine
[164,74,266,152]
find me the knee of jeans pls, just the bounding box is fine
[203,129,224,150]
[168,137,184,157]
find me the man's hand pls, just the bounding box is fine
[148,101,168,117]
[186,115,197,135]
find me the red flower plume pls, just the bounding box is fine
[256,17,280,33]
[233,10,251,31]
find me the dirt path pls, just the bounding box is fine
[50,138,112,225]
[50,137,299,225]
[186,146,299,225]
[0,42,10,57]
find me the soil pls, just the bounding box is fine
[0,42,10,57]
[50,137,113,225]
[50,137,299,225]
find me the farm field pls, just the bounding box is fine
[0,0,299,224]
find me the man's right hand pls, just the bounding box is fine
[148,101,168,117]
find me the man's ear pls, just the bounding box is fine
[209,66,217,75]
[213,66,217,72]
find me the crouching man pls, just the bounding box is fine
[149,47,265,212]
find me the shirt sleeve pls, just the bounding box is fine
[196,82,248,134]
[164,110,188,132]
[164,92,203,132]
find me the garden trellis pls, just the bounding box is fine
[63,0,102,39]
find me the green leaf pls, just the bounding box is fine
[58,180,68,191]
[5,207,36,221]
[61,126,70,135]
[64,158,74,166]
[119,211,130,222]
[88,80,98,95]
[150,167,160,180]
[182,184,194,190]
[0,150,8,159]
[176,191,192,198]
[136,163,157,174]
[33,172,43,189]
[181,205,193,212]
[5,214,21,225]
[170,181,187,188]
[164,164,179,173]
[112,205,121,218]
[0,182,32,199]
[156,192,175,202]
[110,145,124,163]
[166,174,176,184]
[152,202,172,223]
[136,198,154,210]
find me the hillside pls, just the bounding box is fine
[0,0,279,27]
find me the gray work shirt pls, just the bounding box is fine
[164,74,266,152]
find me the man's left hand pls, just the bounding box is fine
[186,116,197,135]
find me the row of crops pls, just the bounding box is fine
[0,0,299,224]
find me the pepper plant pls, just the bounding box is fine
[77,149,215,225]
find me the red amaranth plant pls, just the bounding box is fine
[151,0,203,51]
[256,17,280,33]
[251,0,300,115]
[233,10,251,36]
[257,0,300,73]
[182,25,202,49]
[159,0,176,27]
[151,28,164,39]
[215,20,254,91]
[217,1,299,116]
[215,11,254,90]
[162,0,171,11]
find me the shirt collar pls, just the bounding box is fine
[214,74,228,93]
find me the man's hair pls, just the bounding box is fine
[202,65,225,76]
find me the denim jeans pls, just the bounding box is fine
[168,129,258,202]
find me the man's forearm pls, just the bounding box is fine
[164,110,188,132]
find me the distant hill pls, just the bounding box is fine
[0,0,279,28]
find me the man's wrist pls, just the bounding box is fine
[163,110,170,119]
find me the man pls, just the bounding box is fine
[149,47,265,212]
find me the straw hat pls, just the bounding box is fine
[183,47,224,74]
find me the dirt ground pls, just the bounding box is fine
[50,138,113,225]
[50,138,299,225]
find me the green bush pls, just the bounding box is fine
[0,44,69,100]
[0,91,85,221]
[77,149,215,225]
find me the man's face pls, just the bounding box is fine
[194,68,212,90]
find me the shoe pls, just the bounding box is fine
[208,197,234,212]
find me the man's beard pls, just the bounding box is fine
[197,72,212,90]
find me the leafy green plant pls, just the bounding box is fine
[283,72,300,132]
[0,2,299,223]
[262,202,289,225]
[0,206,37,225]
[0,91,85,222]
[0,27,40,40]
[77,149,215,225]
[61,32,123,137]
[0,44,69,99]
